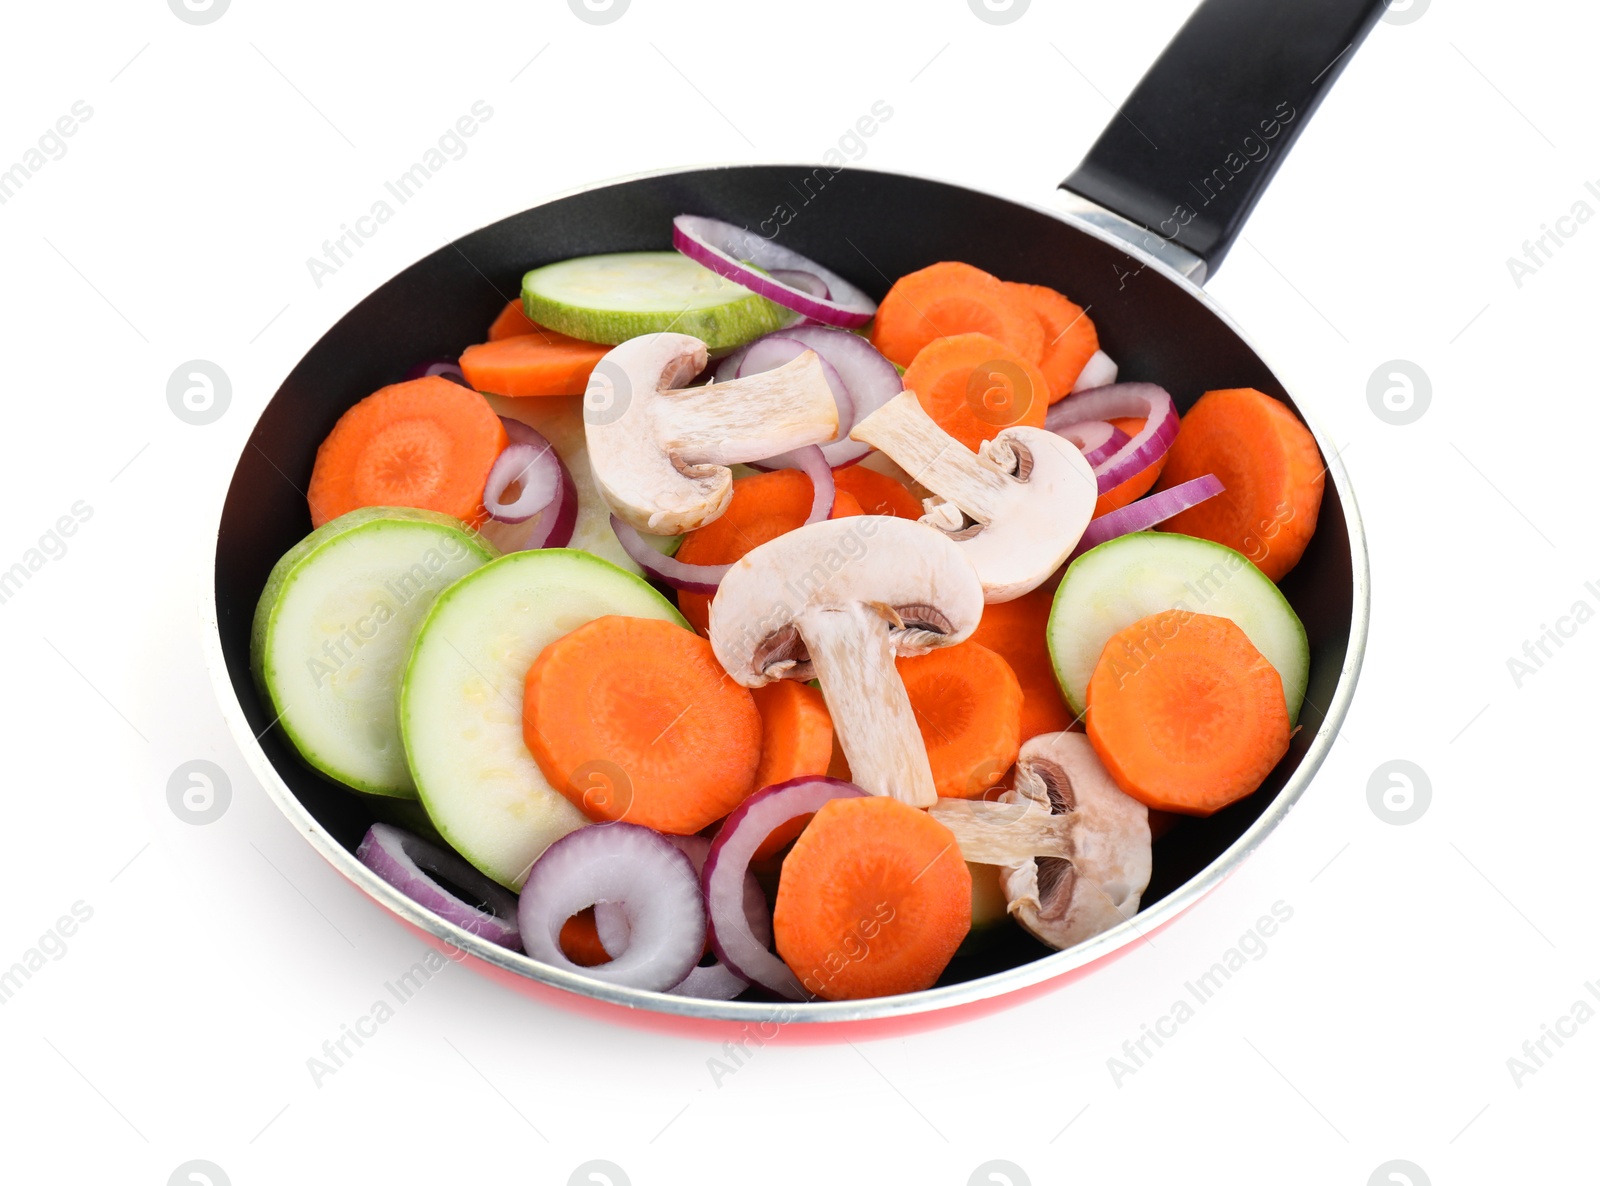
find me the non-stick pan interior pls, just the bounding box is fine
[214,165,1354,995]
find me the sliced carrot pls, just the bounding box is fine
[488,298,541,341]
[870,261,1044,368]
[1004,282,1099,402]
[523,615,762,834]
[898,640,1023,799]
[774,796,971,1000]
[677,472,862,634]
[459,331,611,398]
[1154,387,1325,582]
[1085,610,1290,816]
[830,490,863,518]
[826,731,853,783]
[968,584,1075,739]
[559,909,611,967]
[901,333,1050,453]
[306,375,507,529]
[749,682,835,860]
[831,464,923,519]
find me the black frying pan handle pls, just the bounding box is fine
[1060,0,1387,279]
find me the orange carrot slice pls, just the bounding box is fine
[774,796,971,1000]
[1004,282,1099,402]
[968,584,1075,739]
[676,471,862,634]
[559,909,611,966]
[306,375,507,528]
[488,298,541,341]
[523,615,762,834]
[459,331,610,398]
[749,682,835,860]
[898,640,1023,799]
[870,261,1044,368]
[901,333,1050,453]
[1154,388,1325,582]
[1086,610,1290,816]
[832,464,923,519]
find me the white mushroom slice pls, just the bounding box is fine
[708,516,983,808]
[585,332,839,535]
[929,731,1150,949]
[850,391,1098,602]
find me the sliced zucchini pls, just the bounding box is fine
[521,252,790,350]
[251,507,495,797]
[1048,533,1310,724]
[401,548,689,889]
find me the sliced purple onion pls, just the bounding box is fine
[1069,474,1225,561]
[484,442,561,524]
[712,345,751,384]
[594,834,769,1001]
[673,215,877,328]
[403,357,470,387]
[734,326,903,468]
[703,777,868,1000]
[1071,350,1119,393]
[518,823,705,991]
[1056,420,1131,469]
[476,418,577,551]
[608,446,832,594]
[357,823,521,950]
[1045,383,1179,493]
[769,269,830,301]
[611,515,727,595]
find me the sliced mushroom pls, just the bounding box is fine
[709,515,983,808]
[929,731,1150,949]
[850,390,1098,602]
[585,332,839,535]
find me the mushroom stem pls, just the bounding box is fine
[849,392,1012,523]
[799,601,938,808]
[932,732,1152,951]
[663,351,839,467]
[927,796,1075,864]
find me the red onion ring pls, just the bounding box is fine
[611,516,727,595]
[357,823,521,949]
[477,418,578,551]
[734,327,903,468]
[518,823,705,991]
[703,777,868,999]
[1070,350,1119,393]
[484,442,560,524]
[1068,474,1225,561]
[403,357,470,387]
[673,215,877,329]
[594,834,769,1001]
[1056,420,1131,468]
[1045,383,1179,493]
[769,269,830,301]
[608,445,833,593]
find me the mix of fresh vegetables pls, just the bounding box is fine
[252,213,1326,1002]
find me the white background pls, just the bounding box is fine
[0,0,1592,1182]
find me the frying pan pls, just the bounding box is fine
[207,0,1380,1036]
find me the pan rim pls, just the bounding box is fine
[202,160,1371,1026]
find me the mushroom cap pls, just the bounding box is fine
[708,515,984,687]
[1001,731,1152,949]
[584,333,839,535]
[942,427,1098,603]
